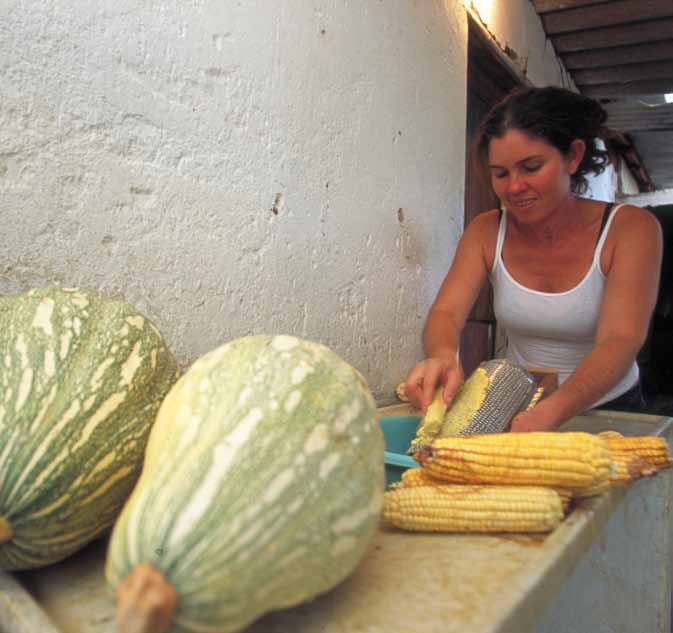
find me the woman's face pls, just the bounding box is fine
[487,128,585,223]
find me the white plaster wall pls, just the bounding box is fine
[0,1,468,403]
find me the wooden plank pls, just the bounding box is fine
[606,109,673,122]
[607,116,673,132]
[562,41,673,70]
[552,18,673,53]
[573,61,673,86]
[610,121,673,132]
[607,112,673,126]
[533,0,612,13]
[542,0,673,35]
[581,77,673,97]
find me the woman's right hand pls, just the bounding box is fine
[404,355,464,413]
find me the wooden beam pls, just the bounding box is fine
[467,15,524,87]
[604,101,673,116]
[532,0,613,13]
[572,61,673,86]
[562,41,673,70]
[581,78,673,97]
[542,0,673,35]
[607,110,673,122]
[608,121,673,132]
[552,18,673,53]
[606,112,673,132]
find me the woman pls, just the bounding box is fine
[404,86,662,431]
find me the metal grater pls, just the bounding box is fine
[439,359,541,437]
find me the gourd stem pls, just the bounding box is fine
[116,564,178,633]
[0,516,13,544]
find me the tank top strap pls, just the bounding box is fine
[594,202,614,247]
[593,202,626,266]
[491,207,507,275]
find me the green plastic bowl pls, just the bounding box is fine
[380,415,421,486]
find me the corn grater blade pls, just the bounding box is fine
[439,359,538,436]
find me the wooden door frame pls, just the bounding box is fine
[460,15,526,376]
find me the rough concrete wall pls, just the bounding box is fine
[0,0,468,403]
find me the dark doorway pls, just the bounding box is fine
[640,204,673,415]
[460,15,523,376]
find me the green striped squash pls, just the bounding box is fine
[106,335,384,633]
[0,287,179,571]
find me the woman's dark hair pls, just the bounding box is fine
[475,86,611,195]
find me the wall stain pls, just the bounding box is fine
[271,193,283,216]
[130,185,153,195]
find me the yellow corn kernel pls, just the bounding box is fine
[395,381,410,403]
[598,432,671,482]
[398,467,445,488]
[553,488,574,513]
[416,432,612,495]
[410,388,449,451]
[383,485,564,533]
[438,367,489,436]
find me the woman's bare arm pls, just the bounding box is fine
[405,211,496,411]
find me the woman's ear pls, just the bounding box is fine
[566,139,586,175]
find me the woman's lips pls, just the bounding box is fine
[511,199,535,208]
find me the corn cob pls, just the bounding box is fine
[399,467,574,513]
[416,432,612,495]
[383,485,564,533]
[396,381,410,402]
[410,388,450,451]
[554,488,574,513]
[598,431,672,483]
[398,467,445,489]
[410,361,541,454]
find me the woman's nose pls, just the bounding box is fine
[507,175,527,194]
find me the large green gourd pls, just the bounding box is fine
[105,335,384,633]
[0,287,179,570]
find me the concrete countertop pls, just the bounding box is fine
[4,408,672,633]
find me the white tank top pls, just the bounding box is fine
[489,204,639,408]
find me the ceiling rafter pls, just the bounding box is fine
[531,0,673,191]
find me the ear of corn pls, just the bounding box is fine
[415,432,612,495]
[437,366,490,436]
[409,388,449,451]
[398,468,574,514]
[410,361,541,453]
[395,381,410,403]
[553,488,574,514]
[383,485,564,533]
[390,431,670,534]
[598,431,672,483]
[397,467,445,489]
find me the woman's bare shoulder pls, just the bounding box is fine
[462,209,501,270]
[602,203,662,275]
[464,208,501,240]
[612,203,662,241]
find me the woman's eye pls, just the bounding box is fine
[523,164,541,173]
[493,171,508,179]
